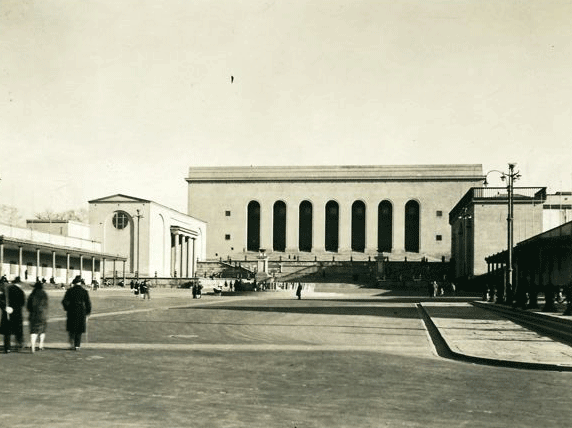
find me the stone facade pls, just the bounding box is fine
[187,165,484,261]
[89,195,207,278]
[449,187,547,279]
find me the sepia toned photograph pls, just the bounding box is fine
[1,1,572,427]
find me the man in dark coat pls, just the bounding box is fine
[0,281,26,353]
[62,276,92,351]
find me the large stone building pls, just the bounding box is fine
[449,187,572,280]
[186,164,484,261]
[89,194,207,278]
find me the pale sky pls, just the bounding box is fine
[1,0,572,219]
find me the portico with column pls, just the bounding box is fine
[170,226,198,278]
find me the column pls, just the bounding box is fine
[66,253,70,285]
[36,248,41,280]
[52,251,56,281]
[191,238,196,277]
[101,258,106,281]
[314,200,325,252]
[339,201,351,253]
[122,261,126,284]
[91,257,95,283]
[286,202,298,252]
[260,202,272,251]
[18,246,23,278]
[0,243,4,276]
[80,254,84,280]
[179,234,185,278]
[365,201,377,254]
[113,259,117,283]
[185,236,191,277]
[170,233,175,276]
[393,201,406,254]
[173,233,180,277]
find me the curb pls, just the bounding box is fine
[417,303,572,372]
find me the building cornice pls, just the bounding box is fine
[186,164,484,183]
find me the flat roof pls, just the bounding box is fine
[187,164,484,183]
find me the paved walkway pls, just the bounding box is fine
[421,302,572,369]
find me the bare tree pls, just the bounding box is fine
[0,204,25,226]
[35,208,88,223]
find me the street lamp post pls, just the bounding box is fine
[458,207,472,279]
[135,209,143,279]
[484,163,521,304]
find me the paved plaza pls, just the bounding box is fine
[1,286,572,427]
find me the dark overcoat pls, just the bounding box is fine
[62,284,92,333]
[27,287,49,334]
[0,284,26,336]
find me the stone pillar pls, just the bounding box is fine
[66,253,70,285]
[18,246,23,278]
[102,258,106,281]
[52,251,56,281]
[185,236,191,277]
[260,202,272,252]
[338,201,351,253]
[122,260,126,284]
[36,248,41,279]
[173,233,180,277]
[170,233,175,276]
[179,234,185,279]
[393,201,406,253]
[365,201,377,254]
[80,254,84,280]
[0,243,4,276]
[91,257,95,283]
[191,238,196,277]
[286,202,298,252]
[314,201,325,252]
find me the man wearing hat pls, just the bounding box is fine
[62,276,92,350]
[0,279,26,353]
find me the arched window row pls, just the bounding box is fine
[245,199,420,254]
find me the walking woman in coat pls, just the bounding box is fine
[62,276,91,351]
[27,280,49,353]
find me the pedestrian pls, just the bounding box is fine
[192,283,197,299]
[141,280,151,300]
[0,280,26,353]
[62,276,92,351]
[296,283,302,300]
[450,282,456,296]
[27,279,49,353]
[432,280,438,298]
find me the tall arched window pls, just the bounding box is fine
[325,200,339,252]
[273,201,286,252]
[247,201,260,252]
[378,200,392,252]
[405,200,420,253]
[351,200,366,252]
[299,200,313,252]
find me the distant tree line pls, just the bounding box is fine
[0,205,88,226]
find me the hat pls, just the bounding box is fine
[72,276,82,285]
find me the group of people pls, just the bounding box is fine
[0,275,91,353]
[428,280,456,297]
[130,279,151,299]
